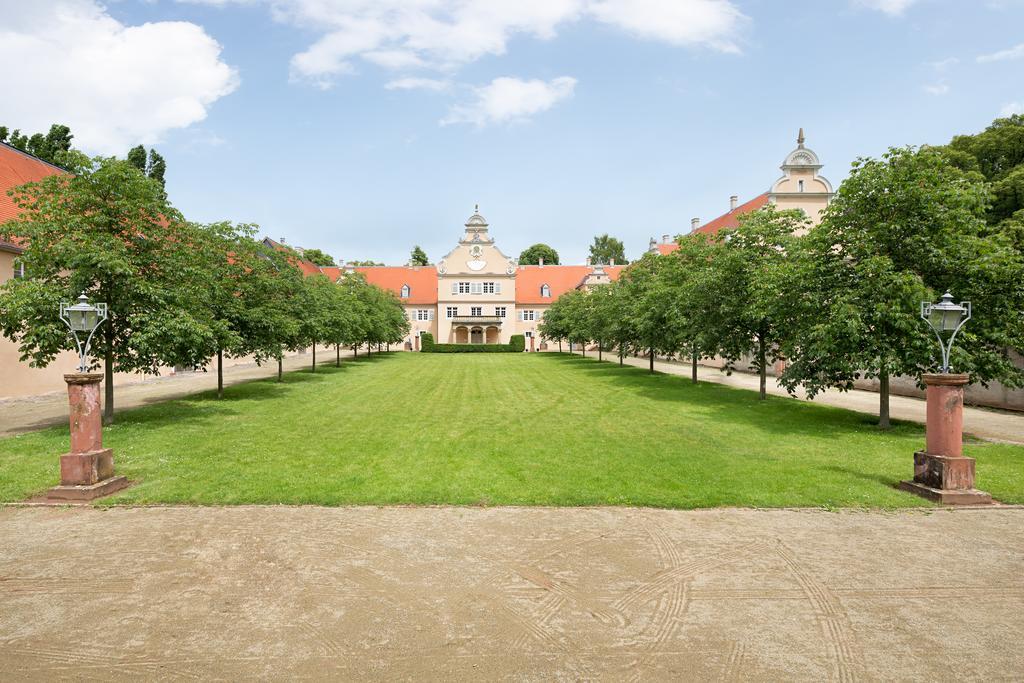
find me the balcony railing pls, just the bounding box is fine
[449,315,504,325]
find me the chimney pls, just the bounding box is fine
[610,258,615,266]
[730,195,738,211]
[539,257,544,267]
[691,218,700,231]
[586,257,592,266]
[662,234,670,244]
[280,237,286,244]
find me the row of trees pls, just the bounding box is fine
[0,156,409,423]
[541,141,1024,427]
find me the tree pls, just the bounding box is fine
[302,248,336,267]
[1,124,74,168]
[347,260,384,267]
[616,253,681,372]
[0,157,215,423]
[410,245,429,266]
[778,146,1023,426]
[696,206,806,399]
[126,145,167,188]
[589,234,626,265]
[192,223,305,397]
[518,243,560,265]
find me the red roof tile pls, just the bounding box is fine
[0,143,67,252]
[655,242,679,255]
[693,192,770,237]
[515,265,624,304]
[355,266,438,304]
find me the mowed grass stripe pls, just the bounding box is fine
[0,352,1020,507]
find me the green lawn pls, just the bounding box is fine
[1,352,1022,508]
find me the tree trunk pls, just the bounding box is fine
[649,347,654,373]
[581,341,585,357]
[312,341,316,372]
[758,335,767,400]
[336,343,340,367]
[879,368,891,429]
[277,353,283,382]
[103,324,114,425]
[354,345,358,357]
[619,348,624,366]
[598,340,602,362]
[217,347,224,399]
[558,340,562,353]
[691,351,698,384]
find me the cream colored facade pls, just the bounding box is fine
[768,128,834,229]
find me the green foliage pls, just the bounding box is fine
[347,260,385,266]
[588,233,627,265]
[1,123,74,168]
[778,146,1023,417]
[424,333,523,352]
[126,145,168,188]
[518,243,560,265]
[410,245,429,266]
[301,247,336,266]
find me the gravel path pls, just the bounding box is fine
[1,505,1021,680]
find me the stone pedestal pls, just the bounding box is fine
[898,373,991,505]
[46,373,127,501]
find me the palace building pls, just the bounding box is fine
[342,208,623,351]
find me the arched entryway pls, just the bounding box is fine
[485,326,499,344]
[454,326,469,344]
[470,327,484,344]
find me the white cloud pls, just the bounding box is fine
[442,76,577,126]
[977,43,1024,63]
[927,57,958,71]
[922,83,949,95]
[179,0,747,89]
[385,77,452,92]
[1,0,238,155]
[1001,102,1024,116]
[854,0,919,15]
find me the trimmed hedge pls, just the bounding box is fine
[420,332,527,353]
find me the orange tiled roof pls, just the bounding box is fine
[692,192,770,237]
[515,265,624,304]
[0,142,67,252]
[655,242,679,255]
[355,266,439,304]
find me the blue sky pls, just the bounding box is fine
[3,0,1023,264]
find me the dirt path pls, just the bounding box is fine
[585,352,1024,444]
[0,505,1021,680]
[0,350,348,437]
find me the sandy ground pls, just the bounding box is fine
[0,505,1021,680]
[584,352,1024,445]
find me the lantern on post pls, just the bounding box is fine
[899,292,990,505]
[47,292,126,501]
[60,293,108,373]
[920,292,970,373]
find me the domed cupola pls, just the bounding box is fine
[460,204,493,243]
[781,128,823,171]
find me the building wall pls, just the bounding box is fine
[436,227,518,344]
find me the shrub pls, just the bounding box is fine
[420,332,435,352]
[509,335,525,352]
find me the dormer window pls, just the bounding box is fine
[540,284,551,298]
[798,180,805,193]
[400,284,410,298]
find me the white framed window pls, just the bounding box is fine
[483,281,495,294]
[495,306,506,318]
[13,260,26,279]
[458,281,471,294]
[519,310,535,321]
[470,282,483,295]
[471,306,482,316]
[798,179,805,192]
[540,284,551,298]
[400,284,410,298]
[415,309,433,321]
[446,306,458,318]
[524,331,533,338]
